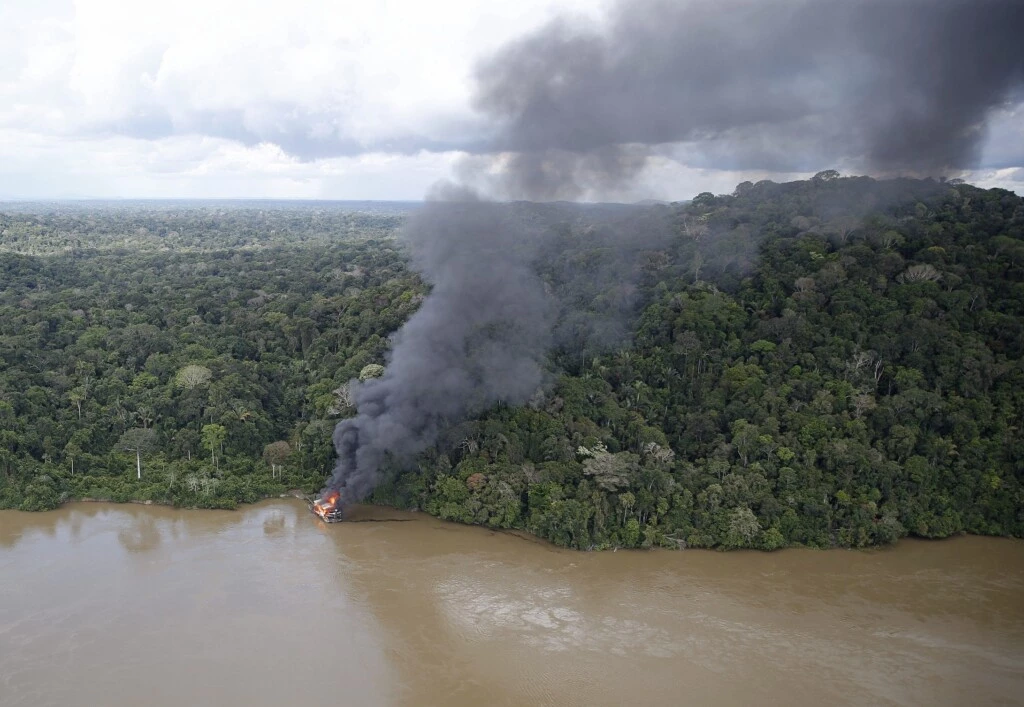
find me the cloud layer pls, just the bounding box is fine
[1,0,1022,199]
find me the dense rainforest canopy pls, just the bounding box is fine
[1,176,1022,550]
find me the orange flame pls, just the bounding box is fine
[313,491,341,521]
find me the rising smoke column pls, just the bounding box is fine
[328,189,556,500]
[325,0,1024,500]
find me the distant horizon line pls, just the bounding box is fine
[0,197,426,203]
[0,174,1016,204]
[0,197,682,206]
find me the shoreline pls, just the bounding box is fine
[8,495,1020,553]
[70,488,311,507]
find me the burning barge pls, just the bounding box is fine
[311,490,344,522]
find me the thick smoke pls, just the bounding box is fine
[470,0,1024,197]
[329,190,557,500]
[325,0,1024,501]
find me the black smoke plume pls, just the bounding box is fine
[328,190,557,501]
[469,0,1023,197]
[324,0,1024,501]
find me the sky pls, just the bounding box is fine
[1,0,1021,201]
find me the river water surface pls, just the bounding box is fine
[1,501,1022,706]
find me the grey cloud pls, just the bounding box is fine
[99,105,490,159]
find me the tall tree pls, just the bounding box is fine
[201,424,227,470]
[116,428,157,480]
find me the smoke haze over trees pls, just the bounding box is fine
[376,177,1024,549]
[328,195,558,501]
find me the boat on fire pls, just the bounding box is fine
[311,490,344,522]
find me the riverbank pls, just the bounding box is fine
[0,467,320,513]
[18,491,1019,555]
[72,488,312,506]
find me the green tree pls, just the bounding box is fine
[725,507,760,549]
[262,441,291,478]
[201,424,227,470]
[359,364,385,381]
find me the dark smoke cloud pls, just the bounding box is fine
[324,0,1024,501]
[470,0,1024,196]
[328,191,557,500]
[325,195,682,500]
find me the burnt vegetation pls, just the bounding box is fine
[1,175,1023,549]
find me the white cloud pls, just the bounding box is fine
[0,0,606,198]
[0,0,603,146]
[964,167,1024,192]
[0,128,466,199]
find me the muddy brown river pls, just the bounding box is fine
[1,501,1022,707]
